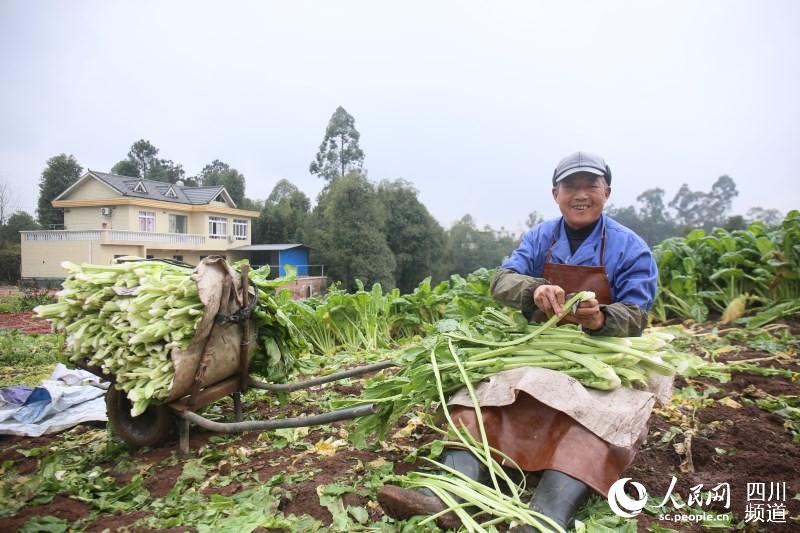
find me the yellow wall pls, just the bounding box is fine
[65,205,132,230]
[65,177,119,200]
[20,240,145,278]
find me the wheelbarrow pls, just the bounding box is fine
[78,259,396,453]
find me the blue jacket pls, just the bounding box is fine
[501,215,658,311]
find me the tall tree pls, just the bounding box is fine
[746,207,783,227]
[112,140,185,183]
[197,160,246,206]
[255,179,310,244]
[309,106,365,181]
[309,172,395,290]
[377,179,447,292]
[37,154,82,228]
[525,211,544,229]
[636,188,667,224]
[668,176,738,231]
[0,179,18,226]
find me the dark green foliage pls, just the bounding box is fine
[37,154,82,228]
[111,139,186,184]
[0,244,22,283]
[309,173,395,291]
[255,179,310,244]
[196,159,246,206]
[0,211,38,245]
[309,106,365,181]
[652,210,800,325]
[446,215,517,276]
[377,179,448,293]
[110,159,140,178]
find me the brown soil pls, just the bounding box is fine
[0,495,89,531]
[627,359,800,532]
[0,311,53,334]
[0,330,798,532]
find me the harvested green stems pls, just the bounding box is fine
[351,293,676,444]
[36,258,305,416]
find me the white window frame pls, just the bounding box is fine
[208,216,228,239]
[169,214,188,234]
[138,210,156,232]
[233,219,248,240]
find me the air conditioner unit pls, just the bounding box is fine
[100,207,112,217]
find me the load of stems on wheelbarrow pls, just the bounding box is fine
[69,259,395,453]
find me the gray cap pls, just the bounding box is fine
[552,151,611,186]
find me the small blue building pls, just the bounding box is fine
[230,243,314,277]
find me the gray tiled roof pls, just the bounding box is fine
[89,170,230,206]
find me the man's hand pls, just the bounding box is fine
[533,286,605,330]
[571,298,605,331]
[533,285,566,317]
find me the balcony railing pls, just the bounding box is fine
[21,229,207,246]
[106,230,206,246]
[23,230,101,241]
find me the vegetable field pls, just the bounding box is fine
[1,217,799,532]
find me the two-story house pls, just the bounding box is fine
[20,170,327,297]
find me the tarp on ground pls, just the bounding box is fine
[0,364,108,437]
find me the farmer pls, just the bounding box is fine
[378,151,660,531]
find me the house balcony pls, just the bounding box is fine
[20,230,246,249]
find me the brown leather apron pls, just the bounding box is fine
[450,223,646,496]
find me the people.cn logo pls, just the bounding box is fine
[607,477,649,518]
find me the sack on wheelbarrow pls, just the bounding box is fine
[166,257,258,402]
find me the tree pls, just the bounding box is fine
[0,179,18,226]
[309,172,395,291]
[110,159,140,178]
[255,179,311,244]
[525,211,544,229]
[746,207,783,227]
[147,159,186,184]
[0,211,38,245]
[197,160,246,206]
[37,154,82,228]
[377,179,448,292]
[309,106,365,181]
[636,188,667,224]
[668,176,738,231]
[112,140,186,183]
[447,215,516,276]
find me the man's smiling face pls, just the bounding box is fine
[552,172,611,229]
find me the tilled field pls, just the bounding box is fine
[0,322,798,532]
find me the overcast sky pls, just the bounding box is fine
[1,0,798,233]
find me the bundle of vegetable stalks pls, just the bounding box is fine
[350,291,676,445]
[35,258,304,416]
[389,337,568,533]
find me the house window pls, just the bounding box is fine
[165,186,177,198]
[233,219,248,240]
[138,211,156,232]
[146,255,154,259]
[169,214,188,234]
[133,181,147,193]
[208,216,227,239]
[173,255,184,262]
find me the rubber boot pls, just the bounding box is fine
[511,470,592,532]
[377,449,487,530]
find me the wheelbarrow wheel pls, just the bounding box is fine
[106,387,175,448]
